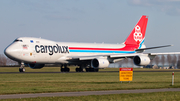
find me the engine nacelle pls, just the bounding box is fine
[28,64,45,69]
[91,58,109,68]
[133,55,150,66]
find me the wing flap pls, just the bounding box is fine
[110,53,142,58]
[78,56,98,60]
[149,52,180,56]
[70,55,105,60]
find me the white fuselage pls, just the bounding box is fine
[4,37,145,64]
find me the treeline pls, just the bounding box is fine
[0,54,19,66]
[118,54,180,69]
[1,54,180,68]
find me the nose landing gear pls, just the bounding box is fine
[19,62,25,72]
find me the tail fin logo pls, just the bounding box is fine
[134,25,143,44]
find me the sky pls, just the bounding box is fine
[1,0,180,54]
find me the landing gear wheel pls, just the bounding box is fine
[85,68,99,72]
[60,64,70,72]
[65,68,70,72]
[90,68,94,72]
[76,68,83,72]
[85,68,89,72]
[94,69,99,72]
[19,68,25,72]
[61,68,64,72]
[61,67,70,72]
[19,62,25,72]
[85,68,93,72]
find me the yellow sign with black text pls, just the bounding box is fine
[119,68,133,81]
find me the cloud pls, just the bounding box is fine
[127,0,180,16]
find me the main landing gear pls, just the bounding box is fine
[85,66,99,72]
[75,66,83,72]
[76,65,99,72]
[60,65,70,72]
[60,65,99,72]
[19,62,25,72]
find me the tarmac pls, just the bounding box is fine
[0,88,180,99]
[1,70,180,74]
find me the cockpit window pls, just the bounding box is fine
[14,39,23,42]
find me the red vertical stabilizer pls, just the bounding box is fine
[124,15,148,45]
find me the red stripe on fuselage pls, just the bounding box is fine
[69,44,139,51]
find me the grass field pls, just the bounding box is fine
[0,67,180,94]
[0,67,180,100]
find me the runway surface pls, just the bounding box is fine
[0,88,180,99]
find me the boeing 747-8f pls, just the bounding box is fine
[4,15,180,72]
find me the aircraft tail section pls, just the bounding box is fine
[124,15,148,46]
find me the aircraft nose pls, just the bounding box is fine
[4,45,14,58]
[4,44,21,59]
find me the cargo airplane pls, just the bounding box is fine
[4,15,179,72]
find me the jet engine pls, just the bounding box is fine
[28,64,45,69]
[133,55,150,66]
[91,58,109,68]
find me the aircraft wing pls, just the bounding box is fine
[69,53,139,60]
[110,52,180,58]
[135,45,172,52]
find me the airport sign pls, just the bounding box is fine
[119,68,133,81]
